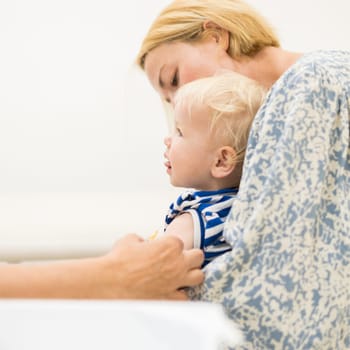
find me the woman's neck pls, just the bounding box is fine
[235,47,303,89]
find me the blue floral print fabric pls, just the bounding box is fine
[189,50,350,349]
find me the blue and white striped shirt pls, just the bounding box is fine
[164,188,238,266]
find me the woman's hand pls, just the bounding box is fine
[100,234,204,300]
[0,234,204,299]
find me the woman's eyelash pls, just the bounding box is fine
[171,70,178,86]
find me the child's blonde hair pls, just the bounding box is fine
[137,0,279,69]
[174,72,266,164]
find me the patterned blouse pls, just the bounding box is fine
[189,50,350,350]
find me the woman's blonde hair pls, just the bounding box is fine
[174,71,266,164]
[137,0,279,68]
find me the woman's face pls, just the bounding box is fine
[144,39,234,104]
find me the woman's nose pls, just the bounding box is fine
[163,92,175,106]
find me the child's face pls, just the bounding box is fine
[163,102,218,190]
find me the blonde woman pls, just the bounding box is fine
[137,0,350,348]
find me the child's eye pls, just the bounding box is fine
[176,127,183,136]
[171,69,178,87]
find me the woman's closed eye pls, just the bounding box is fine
[171,69,178,87]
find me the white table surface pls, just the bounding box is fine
[0,300,242,350]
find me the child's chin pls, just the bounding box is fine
[171,180,187,189]
[170,179,180,187]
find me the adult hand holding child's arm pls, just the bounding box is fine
[0,234,204,300]
[104,234,204,300]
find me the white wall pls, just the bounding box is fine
[0,0,171,193]
[247,0,350,52]
[0,0,349,194]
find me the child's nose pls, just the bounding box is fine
[164,136,171,148]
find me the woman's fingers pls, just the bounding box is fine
[182,268,205,287]
[168,289,189,301]
[184,249,204,270]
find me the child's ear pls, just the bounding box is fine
[211,146,237,178]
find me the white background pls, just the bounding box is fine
[0,1,349,258]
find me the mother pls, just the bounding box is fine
[137,0,350,348]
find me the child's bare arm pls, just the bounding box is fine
[164,213,194,250]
